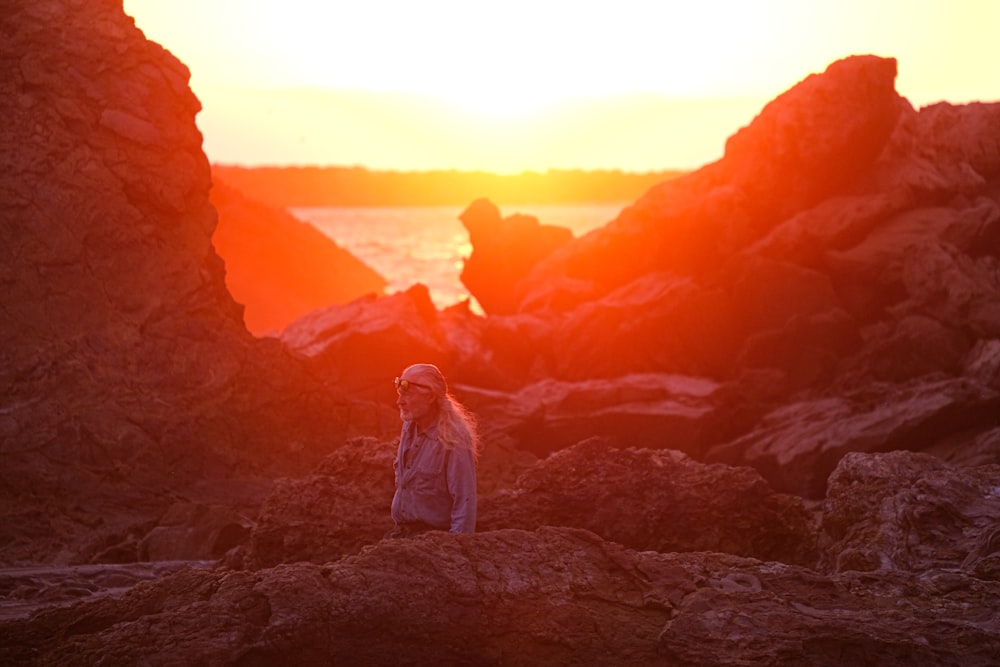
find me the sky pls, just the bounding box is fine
[123,0,1000,173]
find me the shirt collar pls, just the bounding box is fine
[404,420,439,439]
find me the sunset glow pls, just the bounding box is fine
[123,0,1000,172]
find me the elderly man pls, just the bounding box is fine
[389,363,479,536]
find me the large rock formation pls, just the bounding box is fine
[0,0,358,566]
[210,180,386,335]
[4,1,1000,664]
[4,521,999,665]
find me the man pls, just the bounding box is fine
[389,363,479,536]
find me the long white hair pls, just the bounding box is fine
[404,363,479,460]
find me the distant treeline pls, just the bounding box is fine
[211,165,685,208]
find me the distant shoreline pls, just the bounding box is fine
[212,164,684,208]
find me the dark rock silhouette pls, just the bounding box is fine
[459,198,573,314]
[4,0,1000,663]
[210,180,386,335]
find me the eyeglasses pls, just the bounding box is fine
[394,377,433,393]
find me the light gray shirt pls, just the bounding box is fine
[391,421,477,533]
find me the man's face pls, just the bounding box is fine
[396,371,437,424]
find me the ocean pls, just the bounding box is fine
[292,203,627,311]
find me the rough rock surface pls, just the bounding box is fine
[5,2,1000,664]
[0,0,356,566]
[819,450,1000,576]
[3,528,999,666]
[705,376,1000,498]
[210,180,386,335]
[230,437,817,569]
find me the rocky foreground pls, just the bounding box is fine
[3,0,1000,665]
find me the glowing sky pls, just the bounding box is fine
[124,0,999,173]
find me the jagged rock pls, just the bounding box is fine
[705,377,1000,498]
[7,5,1000,661]
[479,438,820,566]
[459,198,573,315]
[235,435,815,569]
[461,373,724,458]
[515,56,904,312]
[0,561,212,624]
[0,0,356,565]
[819,450,1000,576]
[280,284,449,392]
[546,273,741,379]
[210,180,386,335]
[237,437,396,568]
[854,314,970,382]
[899,241,1000,337]
[3,528,998,666]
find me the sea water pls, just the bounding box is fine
[292,203,626,310]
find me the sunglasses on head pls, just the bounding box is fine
[394,377,433,392]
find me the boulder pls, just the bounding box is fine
[548,273,742,379]
[458,198,573,315]
[238,437,396,569]
[819,450,1000,576]
[280,284,448,394]
[460,373,724,458]
[479,438,820,566]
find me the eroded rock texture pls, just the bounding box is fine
[0,0,355,566]
[4,1,1000,664]
[3,527,999,666]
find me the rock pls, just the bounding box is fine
[819,450,1000,576]
[458,198,573,315]
[705,377,1000,498]
[280,284,448,392]
[138,502,254,562]
[210,181,386,335]
[0,0,356,565]
[240,438,396,568]
[854,314,970,382]
[719,55,903,222]
[7,7,1000,662]
[736,308,861,390]
[549,273,742,379]
[4,528,999,665]
[479,438,819,566]
[0,561,213,623]
[460,373,724,458]
[515,56,904,311]
[898,241,1000,338]
[874,100,1000,196]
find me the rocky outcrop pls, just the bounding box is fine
[459,198,573,314]
[210,180,386,335]
[4,526,999,666]
[228,436,817,569]
[478,438,819,566]
[0,0,358,565]
[704,376,1000,498]
[819,450,1000,576]
[5,1,1000,662]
